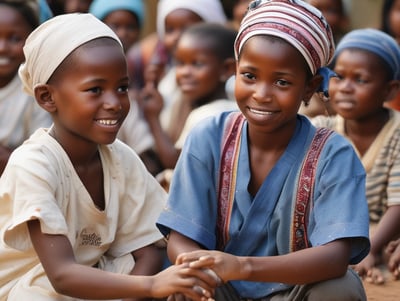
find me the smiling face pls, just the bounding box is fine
[329,49,393,120]
[175,34,228,105]
[44,38,130,148]
[235,35,317,134]
[0,4,33,87]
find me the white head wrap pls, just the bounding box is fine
[156,0,227,38]
[19,13,122,96]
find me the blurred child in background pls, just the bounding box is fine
[312,28,400,285]
[139,23,237,187]
[0,0,52,175]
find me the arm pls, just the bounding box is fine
[28,220,216,300]
[0,145,12,175]
[353,205,400,282]
[138,83,180,169]
[167,230,205,264]
[125,244,165,301]
[180,238,352,285]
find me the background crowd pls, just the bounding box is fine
[1,0,400,300]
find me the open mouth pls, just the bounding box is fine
[96,119,118,126]
[248,107,275,115]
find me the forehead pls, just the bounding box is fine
[165,9,203,26]
[50,38,126,81]
[335,48,389,70]
[238,35,310,74]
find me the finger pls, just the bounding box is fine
[202,268,223,286]
[188,256,214,268]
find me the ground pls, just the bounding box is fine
[363,272,400,300]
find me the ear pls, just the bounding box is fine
[384,80,400,102]
[303,74,323,102]
[219,58,236,82]
[34,84,57,113]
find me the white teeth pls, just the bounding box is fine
[98,119,118,125]
[249,108,274,115]
[0,57,10,65]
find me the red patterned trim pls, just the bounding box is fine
[216,112,245,250]
[291,127,333,251]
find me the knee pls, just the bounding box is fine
[306,269,366,301]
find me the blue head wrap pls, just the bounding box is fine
[334,28,400,80]
[89,0,144,27]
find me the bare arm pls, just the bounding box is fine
[369,205,400,257]
[178,237,352,285]
[353,205,400,282]
[0,145,12,175]
[138,83,180,169]
[28,220,216,300]
[167,230,205,264]
[125,244,165,301]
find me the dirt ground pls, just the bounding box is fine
[363,272,400,300]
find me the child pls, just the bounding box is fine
[139,22,237,171]
[88,0,163,176]
[312,28,400,285]
[156,0,370,300]
[0,13,218,301]
[89,0,144,53]
[0,0,52,175]
[128,0,228,133]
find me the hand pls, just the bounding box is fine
[386,239,400,279]
[137,82,164,121]
[352,253,385,285]
[151,262,218,301]
[177,250,242,283]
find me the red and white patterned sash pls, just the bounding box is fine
[217,112,333,251]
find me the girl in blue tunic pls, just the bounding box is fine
[156,0,371,300]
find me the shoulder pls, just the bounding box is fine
[308,114,338,129]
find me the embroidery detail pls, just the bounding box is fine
[217,112,245,250]
[291,127,333,251]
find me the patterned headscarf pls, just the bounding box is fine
[334,28,400,80]
[156,0,227,38]
[19,13,122,97]
[235,0,335,75]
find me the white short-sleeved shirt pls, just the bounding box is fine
[0,128,166,300]
[0,75,52,149]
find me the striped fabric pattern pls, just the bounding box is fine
[234,0,335,75]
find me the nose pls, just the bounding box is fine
[0,38,8,52]
[253,82,272,102]
[103,92,123,111]
[336,77,354,93]
[176,64,191,78]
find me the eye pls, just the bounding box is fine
[8,34,24,44]
[241,72,256,81]
[356,77,368,84]
[87,87,102,94]
[118,85,129,93]
[332,72,343,81]
[276,79,290,87]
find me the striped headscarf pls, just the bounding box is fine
[334,28,400,80]
[19,13,122,97]
[235,0,335,75]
